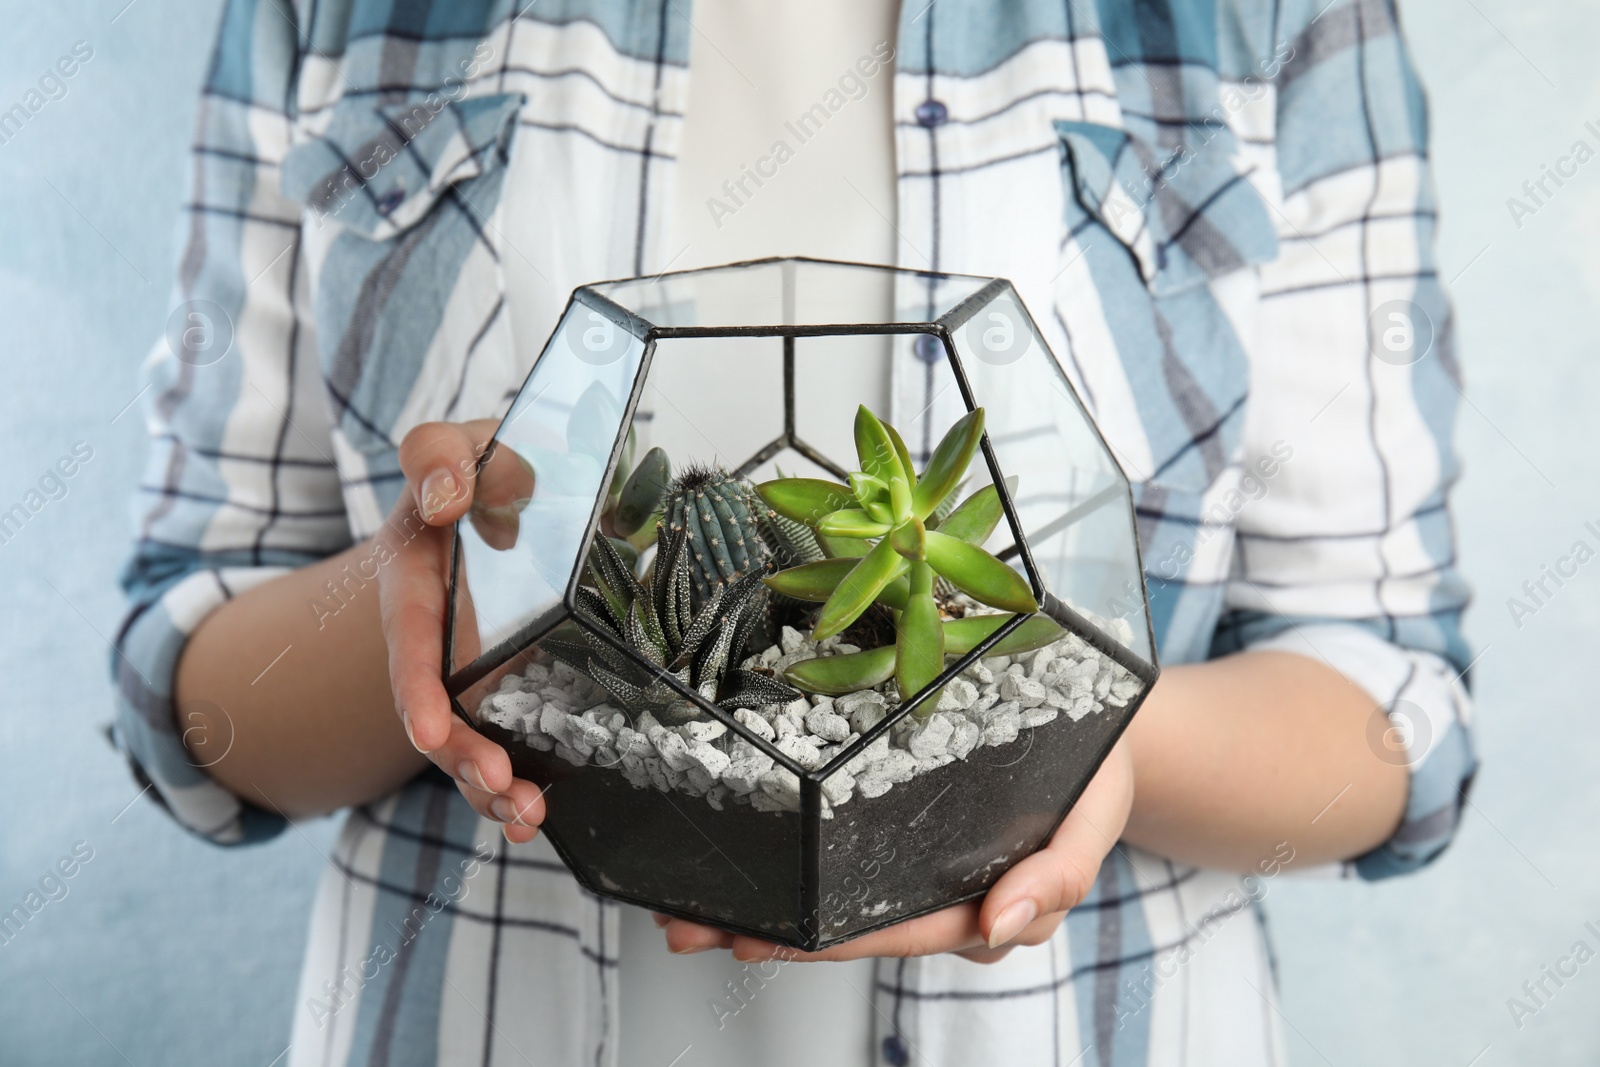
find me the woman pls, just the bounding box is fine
[114,0,1474,1063]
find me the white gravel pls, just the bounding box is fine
[475,617,1142,816]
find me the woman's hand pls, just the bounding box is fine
[658,739,1135,963]
[378,420,547,843]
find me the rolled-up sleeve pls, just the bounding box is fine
[112,0,350,844]
[1211,0,1476,877]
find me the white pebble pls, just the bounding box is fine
[758,767,802,804]
[982,709,1021,746]
[655,732,695,772]
[908,714,955,760]
[1000,674,1048,708]
[780,626,806,654]
[856,773,893,799]
[871,750,917,784]
[1027,648,1055,678]
[949,720,981,759]
[805,707,851,743]
[821,771,855,805]
[686,740,731,778]
[776,734,823,770]
[734,708,775,742]
[1020,706,1059,728]
[722,747,775,794]
[683,719,727,743]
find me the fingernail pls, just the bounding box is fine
[420,469,459,519]
[669,944,715,955]
[403,715,429,754]
[987,899,1038,949]
[458,761,488,792]
[490,796,518,823]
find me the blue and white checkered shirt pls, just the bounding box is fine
[112,0,1475,1063]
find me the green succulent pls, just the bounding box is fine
[546,525,800,725]
[610,444,671,545]
[757,406,1056,714]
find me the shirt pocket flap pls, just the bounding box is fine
[1055,118,1279,297]
[282,92,524,241]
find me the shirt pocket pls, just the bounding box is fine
[1053,118,1279,299]
[279,92,525,455]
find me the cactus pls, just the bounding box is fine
[663,465,768,606]
[547,526,800,724]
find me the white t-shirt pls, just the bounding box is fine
[506,1,900,1065]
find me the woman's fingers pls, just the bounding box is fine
[377,509,456,752]
[720,903,983,964]
[660,919,738,955]
[384,418,548,841]
[977,741,1134,948]
[397,419,498,526]
[430,711,518,797]
[455,776,546,843]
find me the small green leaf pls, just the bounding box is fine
[848,472,888,508]
[943,613,1063,657]
[888,517,925,561]
[923,530,1038,613]
[817,508,892,539]
[813,537,903,640]
[864,499,895,526]
[785,645,897,695]
[605,429,635,511]
[912,408,985,521]
[756,478,856,525]
[896,565,945,718]
[762,558,858,602]
[613,446,670,536]
[937,484,1004,545]
[854,406,911,512]
[884,422,916,489]
[819,534,871,559]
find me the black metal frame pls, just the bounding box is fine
[441,255,1160,950]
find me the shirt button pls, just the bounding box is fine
[376,187,406,216]
[914,99,948,128]
[913,334,943,363]
[881,1035,910,1066]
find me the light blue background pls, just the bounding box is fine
[0,1,1596,1064]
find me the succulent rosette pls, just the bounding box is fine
[757,406,1060,715]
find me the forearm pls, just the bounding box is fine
[1121,650,1406,872]
[174,540,428,819]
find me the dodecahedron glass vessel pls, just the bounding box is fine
[444,257,1158,951]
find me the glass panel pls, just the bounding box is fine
[945,286,1154,662]
[451,303,646,666]
[589,258,992,329]
[454,645,806,941]
[813,632,1149,946]
[634,334,786,474]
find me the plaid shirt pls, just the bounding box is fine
[113,0,1475,1063]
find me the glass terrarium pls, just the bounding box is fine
[444,257,1158,951]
